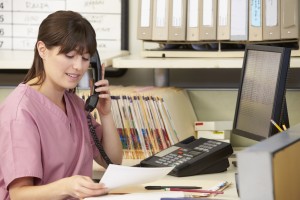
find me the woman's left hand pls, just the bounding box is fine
[94,64,112,116]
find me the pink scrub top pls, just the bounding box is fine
[0,84,101,200]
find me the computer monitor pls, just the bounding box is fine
[232,44,291,141]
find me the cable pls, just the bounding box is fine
[87,113,113,165]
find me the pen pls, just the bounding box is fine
[145,186,202,190]
[270,119,283,132]
[214,182,232,197]
[165,188,224,194]
[209,181,228,191]
[282,124,287,131]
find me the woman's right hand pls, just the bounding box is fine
[61,175,108,199]
[9,175,108,200]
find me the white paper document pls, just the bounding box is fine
[100,164,174,190]
[85,191,185,200]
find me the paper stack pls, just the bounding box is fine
[194,121,233,143]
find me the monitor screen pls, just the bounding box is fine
[232,45,291,141]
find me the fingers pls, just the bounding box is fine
[70,176,109,199]
[94,79,108,87]
[101,63,105,80]
[94,80,110,96]
[74,184,108,199]
[95,87,110,97]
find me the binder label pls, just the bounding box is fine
[156,0,167,27]
[218,0,228,26]
[266,0,278,27]
[203,0,213,26]
[188,0,199,27]
[251,0,262,27]
[172,0,183,27]
[141,0,151,27]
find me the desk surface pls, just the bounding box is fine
[92,158,239,199]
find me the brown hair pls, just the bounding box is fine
[23,10,97,86]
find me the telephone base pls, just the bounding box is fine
[139,137,233,177]
[169,158,230,177]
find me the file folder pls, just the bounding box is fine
[137,0,153,40]
[230,0,248,41]
[280,0,299,39]
[263,0,280,40]
[249,0,263,41]
[217,0,231,40]
[168,0,187,41]
[105,86,197,159]
[186,0,201,41]
[199,0,217,40]
[152,0,170,41]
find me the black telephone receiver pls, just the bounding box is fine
[84,50,113,165]
[85,50,102,113]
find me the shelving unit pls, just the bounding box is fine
[113,55,241,68]
[113,39,300,69]
[113,54,300,69]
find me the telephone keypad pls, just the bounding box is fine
[141,137,233,177]
[154,140,223,167]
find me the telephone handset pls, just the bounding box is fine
[84,50,113,165]
[85,50,102,113]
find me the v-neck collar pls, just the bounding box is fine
[21,83,72,125]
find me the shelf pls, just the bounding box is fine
[0,50,129,70]
[121,40,300,69]
[140,39,300,58]
[141,49,300,58]
[3,50,300,69]
[113,55,300,69]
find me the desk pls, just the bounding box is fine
[92,158,239,199]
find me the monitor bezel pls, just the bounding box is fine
[232,44,290,141]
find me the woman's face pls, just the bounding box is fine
[38,42,91,91]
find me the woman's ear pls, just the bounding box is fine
[36,41,47,59]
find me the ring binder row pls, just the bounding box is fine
[77,86,197,159]
[137,0,299,52]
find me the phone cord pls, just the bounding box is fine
[87,113,113,165]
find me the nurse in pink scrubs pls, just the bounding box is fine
[0,10,123,200]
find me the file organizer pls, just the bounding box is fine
[263,0,281,40]
[280,0,299,39]
[77,86,197,160]
[168,0,187,41]
[152,0,170,41]
[186,0,201,41]
[217,0,231,40]
[137,0,153,40]
[137,0,300,58]
[199,0,217,40]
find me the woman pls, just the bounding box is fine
[0,11,123,199]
